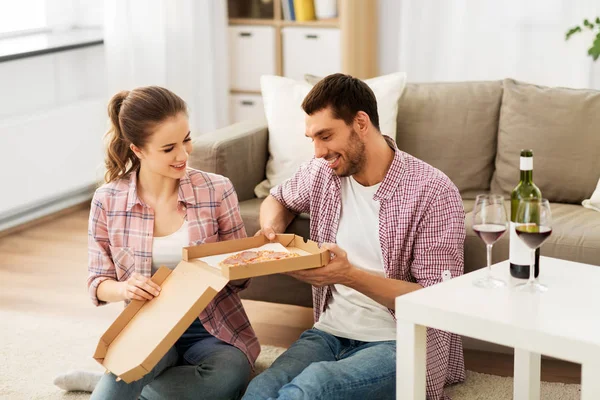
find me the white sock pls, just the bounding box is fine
[53,370,103,392]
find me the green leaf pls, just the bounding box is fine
[584,19,590,26]
[565,26,582,40]
[596,17,600,25]
[588,34,600,62]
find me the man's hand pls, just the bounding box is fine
[254,225,277,241]
[285,243,355,287]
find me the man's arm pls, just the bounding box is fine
[257,195,296,239]
[287,244,422,310]
[345,269,422,309]
[258,160,314,237]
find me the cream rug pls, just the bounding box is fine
[0,309,581,400]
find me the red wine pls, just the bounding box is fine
[516,226,552,249]
[473,224,507,245]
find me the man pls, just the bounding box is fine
[243,74,465,400]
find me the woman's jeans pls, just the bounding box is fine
[91,318,251,400]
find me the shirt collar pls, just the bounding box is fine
[373,135,405,201]
[126,169,196,211]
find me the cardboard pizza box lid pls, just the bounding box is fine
[182,234,330,280]
[93,261,228,383]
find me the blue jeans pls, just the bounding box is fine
[243,328,395,400]
[91,319,251,400]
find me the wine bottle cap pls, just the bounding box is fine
[520,149,534,157]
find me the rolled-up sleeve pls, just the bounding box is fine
[410,184,465,288]
[87,194,116,306]
[269,160,313,215]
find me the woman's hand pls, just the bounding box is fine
[121,272,161,301]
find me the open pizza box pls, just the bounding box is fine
[94,234,329,383]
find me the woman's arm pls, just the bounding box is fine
[98,273,161,302]
[87,194,160,305]
[87,195,118,306]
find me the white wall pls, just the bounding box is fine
[378,0,401,75]
[0,45,107,219]
[377,0,600,89]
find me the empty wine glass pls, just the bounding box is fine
[514,198,552,293]
[472,194,508,288]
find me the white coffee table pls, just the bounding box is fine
[395,256,600,400]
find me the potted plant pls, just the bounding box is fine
[566,18,600,61]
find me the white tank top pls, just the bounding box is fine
[151,220,189,275]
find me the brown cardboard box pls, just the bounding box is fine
[183,234,330,279]
[94,234,328,382]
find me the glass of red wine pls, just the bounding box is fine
[472,194,508,288]
[515,198,552,293]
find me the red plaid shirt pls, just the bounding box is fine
[271,136,466,399]
[87,169,260,366]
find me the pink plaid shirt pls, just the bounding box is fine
[87,168,260,366]
[271,136,466,399]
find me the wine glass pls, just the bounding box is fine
[472,194,509,288]
[514,198,552,293]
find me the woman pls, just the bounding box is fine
[87,86,259,399]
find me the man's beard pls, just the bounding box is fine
[336,129,366,177]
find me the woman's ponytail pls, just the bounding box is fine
[104,91,139,183]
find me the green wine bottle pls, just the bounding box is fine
[510,149,541,278]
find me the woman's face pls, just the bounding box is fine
[131,112,192,180]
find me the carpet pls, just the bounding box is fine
[0,309,581,400]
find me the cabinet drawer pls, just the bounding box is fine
[282,27,341,81]
[230,94,265,123]
[229,26,276,91]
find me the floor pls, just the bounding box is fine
[0,206,581,384]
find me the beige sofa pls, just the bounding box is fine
[190,78,600,315]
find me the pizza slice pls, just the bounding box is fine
[219,250,300,268]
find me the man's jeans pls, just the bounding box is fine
[91,319,251,400]
[243,328,395,400]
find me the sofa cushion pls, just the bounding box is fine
[240,274,313,307]
[491,79,600,204]
[239,198,310,239]
[462,199,476,214]
[395,81,502,199]
[542,203,600,266]
[583,177,600,212]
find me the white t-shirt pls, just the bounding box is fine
[151,220,189,275]
[313,176,396,341]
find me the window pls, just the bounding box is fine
[0,0,47,36]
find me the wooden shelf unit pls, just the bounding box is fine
[227,0,378,123]
[228,0,377,79]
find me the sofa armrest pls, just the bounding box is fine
[189,120,269,202]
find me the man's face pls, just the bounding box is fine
[305,108,365,177]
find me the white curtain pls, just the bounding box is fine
[397,0,600,89]
[104,0,229,135]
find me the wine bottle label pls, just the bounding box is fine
[509,222,530,265]
[520,157,533,171]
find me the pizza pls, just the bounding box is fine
[219,250,300,268]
